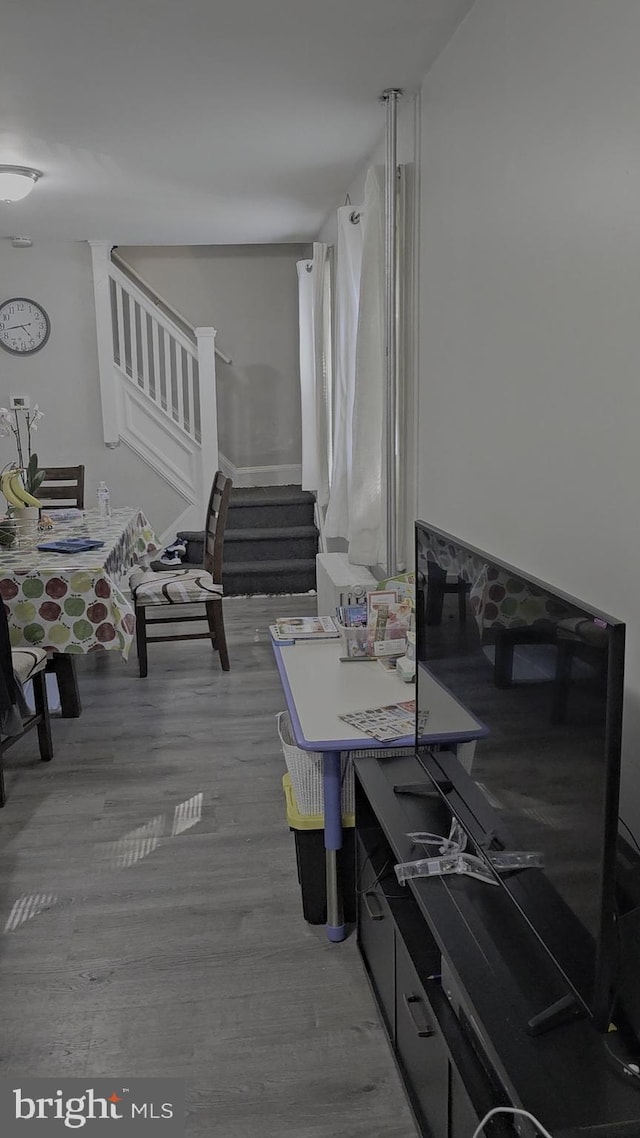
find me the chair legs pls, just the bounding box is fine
[45,654,82,718]
[206,600,230,671]
[135,604,149,678]
[0,667,53,806]
[33,670,54,761]
[135,601,230,675]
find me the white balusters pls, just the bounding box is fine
[97,253,219,529]
[140,308,150,399]
[115,281,126,374]
[130,296,139,386]
[175,341,185,430]
[152,317,163,410]
[106,262,202,443]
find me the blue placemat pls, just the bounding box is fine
[37,538,105,553]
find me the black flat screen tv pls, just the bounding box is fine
[415,521,626,1034]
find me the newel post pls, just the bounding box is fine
[195,327,220,509]
[89,241,120,446]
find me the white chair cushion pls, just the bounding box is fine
[130,566,224,606]
[12,647,48,685]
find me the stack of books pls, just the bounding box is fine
[270,616,338,643]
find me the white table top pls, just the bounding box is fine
[272,638,485,752]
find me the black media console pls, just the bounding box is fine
[354,751,640,1138]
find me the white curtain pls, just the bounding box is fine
[348,166,386,566]
[324,206,364,542]
[297,242,331,507]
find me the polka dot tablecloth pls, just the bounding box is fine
[0,507,160,660]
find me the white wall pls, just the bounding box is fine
[117,244,308,481]
[0,240,184,536]
[416,0,640,825]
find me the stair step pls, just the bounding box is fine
[226,485,315,530]
[230,485,315,507]
[226,501,315,530]
[226,525,318,541]
[224,526,318,563]
[223,558,317,597]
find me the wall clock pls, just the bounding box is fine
[0,297,51,355]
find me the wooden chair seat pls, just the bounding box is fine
[130,567,223,605]
[12,647,49,685]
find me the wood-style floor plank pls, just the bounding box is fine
[0,595,417,1136]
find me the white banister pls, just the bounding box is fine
[89,243,226,527]
[109,262,198,359]
[195,327,219,504]
[110,250,232,364]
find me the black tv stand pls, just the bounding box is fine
[354,751,640,1138]
[393,782,445,798]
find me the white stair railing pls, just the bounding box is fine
[109,265,202,442]
[89,241,226,531]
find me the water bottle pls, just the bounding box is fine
[97,480,111,519]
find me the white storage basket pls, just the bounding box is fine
[276,711,414,818]
[277,710,354,817]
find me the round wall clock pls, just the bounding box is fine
[0,297,51,355]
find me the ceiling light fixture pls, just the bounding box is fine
[0,166,42,203]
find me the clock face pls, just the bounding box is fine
[0,297,50,355]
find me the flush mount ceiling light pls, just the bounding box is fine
[0,166,42,203]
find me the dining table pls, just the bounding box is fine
[0,507,160,715]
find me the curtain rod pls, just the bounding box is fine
[381,86,403,577]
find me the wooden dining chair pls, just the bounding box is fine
[0,602,53,807]
[129,471,233,677]
[38,465,85,510]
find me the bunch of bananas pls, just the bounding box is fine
[0,467,42,509]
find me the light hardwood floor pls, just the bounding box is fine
[0,594,417,1137]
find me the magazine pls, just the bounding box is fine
[271,615,338,641]
[375,572,416,605]
[337,591,412,659]
[336,602,368,628]
[339,699,420,742]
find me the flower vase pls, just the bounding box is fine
[13,506,39,548]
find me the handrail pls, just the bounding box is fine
[109,261,198,358]
[110,250,232,365]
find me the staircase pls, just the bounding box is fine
[90,243,227,537]
[180,486,318,595]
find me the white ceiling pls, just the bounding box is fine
[0,0,474,246]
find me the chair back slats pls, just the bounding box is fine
[39,466,85,510]
[133,468,233,677]
[203,472,232,583]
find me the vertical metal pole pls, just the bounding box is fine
[381,88,402,576]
